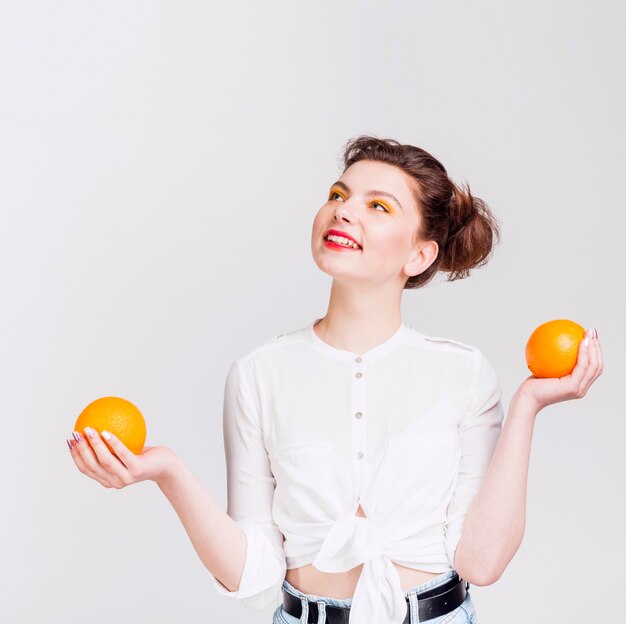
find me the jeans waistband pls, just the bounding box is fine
[281,568,459,608]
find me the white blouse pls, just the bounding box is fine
[208,318,504,624]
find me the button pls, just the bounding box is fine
[355,356,362,363]
[355,372,363,379]
[355,411,363,419]
[357,451,364,459]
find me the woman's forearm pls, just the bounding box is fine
[454,391,539,585]
[155,454,247,592]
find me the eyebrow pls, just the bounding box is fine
[331,180,404,212]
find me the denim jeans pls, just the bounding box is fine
[272,569,477,624]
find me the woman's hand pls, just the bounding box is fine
[515,327,604,413]
[67,427,177,489]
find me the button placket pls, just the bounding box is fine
[351,355,367,492]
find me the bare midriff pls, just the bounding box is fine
[284,505,441,599]
[285,563,440,599]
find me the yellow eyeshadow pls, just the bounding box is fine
[328,187,393,213]
[374,200,392,213]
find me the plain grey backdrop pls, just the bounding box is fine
[1,1,624,622]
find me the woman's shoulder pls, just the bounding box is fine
[405,324,480,356]
[229,323,309,366]
[404,326,498,384]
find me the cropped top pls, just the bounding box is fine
[207,318,504,624]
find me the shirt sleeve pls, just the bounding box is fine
[207,356,286,610]
[444,348,505,569]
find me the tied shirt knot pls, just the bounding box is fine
[312,514,408,624]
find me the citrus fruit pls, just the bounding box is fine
[525,319,585,378]
[75,396,146,455]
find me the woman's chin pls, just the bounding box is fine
[314,262,368,285]
[315,261,350,279]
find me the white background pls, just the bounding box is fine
[1,1,624,622]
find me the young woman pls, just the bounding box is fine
[67,136,603,624]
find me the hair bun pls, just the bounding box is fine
[448,183,476,238]
[441,182,501,280]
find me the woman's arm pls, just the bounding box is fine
[155,454,247,592]
[68,429,247,591]
[453,391,537,585]
[69,353,286,608]
[454,328,603,585]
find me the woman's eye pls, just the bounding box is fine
[327,192,388,213]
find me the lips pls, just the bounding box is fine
[323,229,362,249]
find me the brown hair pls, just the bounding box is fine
[340,135,501,289]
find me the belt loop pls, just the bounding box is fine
[316,600,327,624]
[300,596,309,624]
[407,590,420,624]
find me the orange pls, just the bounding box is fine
[75,396,146,455]
[525,319,585,378]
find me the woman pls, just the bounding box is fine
[67,136,603,624]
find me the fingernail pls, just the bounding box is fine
[583,337,589,347]
[101,430,112,440]
[593,327,598,339]
[67,437,75,450]
[84,427,95,439]
[72,431,83,443]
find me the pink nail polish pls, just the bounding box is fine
[84,427,94,439]
[72,431,83,443]
[67,438,75,450]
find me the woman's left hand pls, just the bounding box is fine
[515,327,604,412]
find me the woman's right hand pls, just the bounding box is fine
[67,427,177,489]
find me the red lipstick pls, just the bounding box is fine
[323,229,362,251]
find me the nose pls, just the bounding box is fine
[332,198,357,224]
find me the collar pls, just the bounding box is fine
[306,317,411,363]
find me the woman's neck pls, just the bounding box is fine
[314,280,403,354]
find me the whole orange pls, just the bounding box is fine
[74,396,146,455]
[525,319,585,378]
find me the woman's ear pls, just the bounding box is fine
[403,240,439,278]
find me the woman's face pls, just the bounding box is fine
[311,160,436,286]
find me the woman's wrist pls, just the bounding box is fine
[510,388,542,418]
[152,448,185,488]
